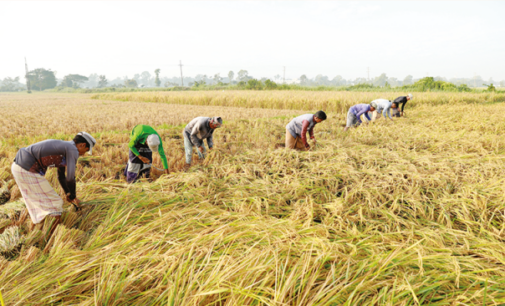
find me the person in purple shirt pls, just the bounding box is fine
[344,102,376,131]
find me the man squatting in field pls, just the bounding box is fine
[391,93,413,117]
[371,98,398,123]
[285,111,327,151]
[344,103,376,131]
[125,125,169,183]
[12,132,96,239]
[183,116,223,170]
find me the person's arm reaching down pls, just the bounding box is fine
[301,120,310,149]
[355,106,369,124]
[355,112,363,124]
[157,139,169,170]
[65,150,78,201]
[384,105,392,120]
[207,133,214,149]
[57,167,70,195]
[364,112,372,122]
[401,99,407,113]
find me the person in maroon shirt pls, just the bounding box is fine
[285,111,327,150]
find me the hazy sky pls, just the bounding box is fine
[1,1,504,81]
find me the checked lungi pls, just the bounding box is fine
[11,163,63,224]
[124,144,152,183]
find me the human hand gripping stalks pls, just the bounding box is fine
[66,194,82,211]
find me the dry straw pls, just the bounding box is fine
[0,92,505,304]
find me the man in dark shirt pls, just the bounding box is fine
[392,93,413,117]
[12,132,96,240]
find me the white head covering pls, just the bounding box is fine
[370,101,378,109]
[210,117,223,128]
[77,132,96,154]
[408,93,413,100]
[146,134,160,152]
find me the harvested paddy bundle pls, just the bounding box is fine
[0,226,21,257]
[0,200,25,220]
[0,181,10,205]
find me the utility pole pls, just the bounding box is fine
[283,66,285,84]
[367,67,370,82]
[24,57,31,93]
[179,60,184,87]
[474,72,477,88]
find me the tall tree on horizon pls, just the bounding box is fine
[61,74,89,88]
[237,70,249,82]
[154,69,161,87]
[228,71,234,84]
[27,68,57,91]
[98,75,108,88]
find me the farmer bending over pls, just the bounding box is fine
[124,125,169,183]
[184,116,223,170]
[12,132,96,240]
[392,93,413,117]
[371,99,398,123]
[344,103,376,131]
[285,111,327,151]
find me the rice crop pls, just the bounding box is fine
[92,90,505,113]
[1,92,505,304]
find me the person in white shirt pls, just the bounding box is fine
[371,99,398,122]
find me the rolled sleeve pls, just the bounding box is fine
[301,120,310,148]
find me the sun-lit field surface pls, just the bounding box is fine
[93,90,505,112]
[0,93,301,179]
[1,91,505,305]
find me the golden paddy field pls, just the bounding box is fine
[1,90,505,305]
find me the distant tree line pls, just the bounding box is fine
[1,67,504,92]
